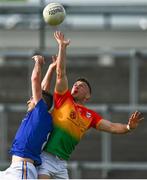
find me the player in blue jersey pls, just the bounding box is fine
[0,55,56,179]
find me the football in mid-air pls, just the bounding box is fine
[43,2,66,26]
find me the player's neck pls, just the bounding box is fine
[74,98,84,105]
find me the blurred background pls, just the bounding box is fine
[0,0,147,178]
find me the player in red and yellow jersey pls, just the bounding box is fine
[38,32,144,179]
[45,88,102,161]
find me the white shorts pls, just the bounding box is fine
[0,161,37,180]
[37,151,69,179]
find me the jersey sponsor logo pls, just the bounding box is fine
[68,110,90,133]
[70,110,76,119]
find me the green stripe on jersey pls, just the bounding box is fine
[44,126,79,160]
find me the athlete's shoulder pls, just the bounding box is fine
[54,90,72,108]
[79,105,97,115]
[54,89,71,97]
[32,99,49,115]
[34,98,46,108]
[80,105,103,127]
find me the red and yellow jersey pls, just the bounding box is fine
[44,90,103,160]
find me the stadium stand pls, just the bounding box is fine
[0,0,147,178]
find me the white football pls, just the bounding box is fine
[43,3,66,26]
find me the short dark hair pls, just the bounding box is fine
[76,78,92,94]
[42,90,53,110]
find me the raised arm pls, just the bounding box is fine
[54,31,70,94]
[97,111,144,134]
[31,55,45,105]
[41,55,57,93]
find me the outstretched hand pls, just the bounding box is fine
[54,31,70,47]
[32,55,45,66]
[128,111,144,130]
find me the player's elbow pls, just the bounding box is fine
[56,69,66,80]
[31,73,39,83]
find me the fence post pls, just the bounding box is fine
[0,105,7,161]
[101,106,112,178]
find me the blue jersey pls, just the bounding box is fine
[10,99,53,166]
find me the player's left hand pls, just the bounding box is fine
[49,55,57,70]
[128,111,144,130]
[54,31,70,47]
